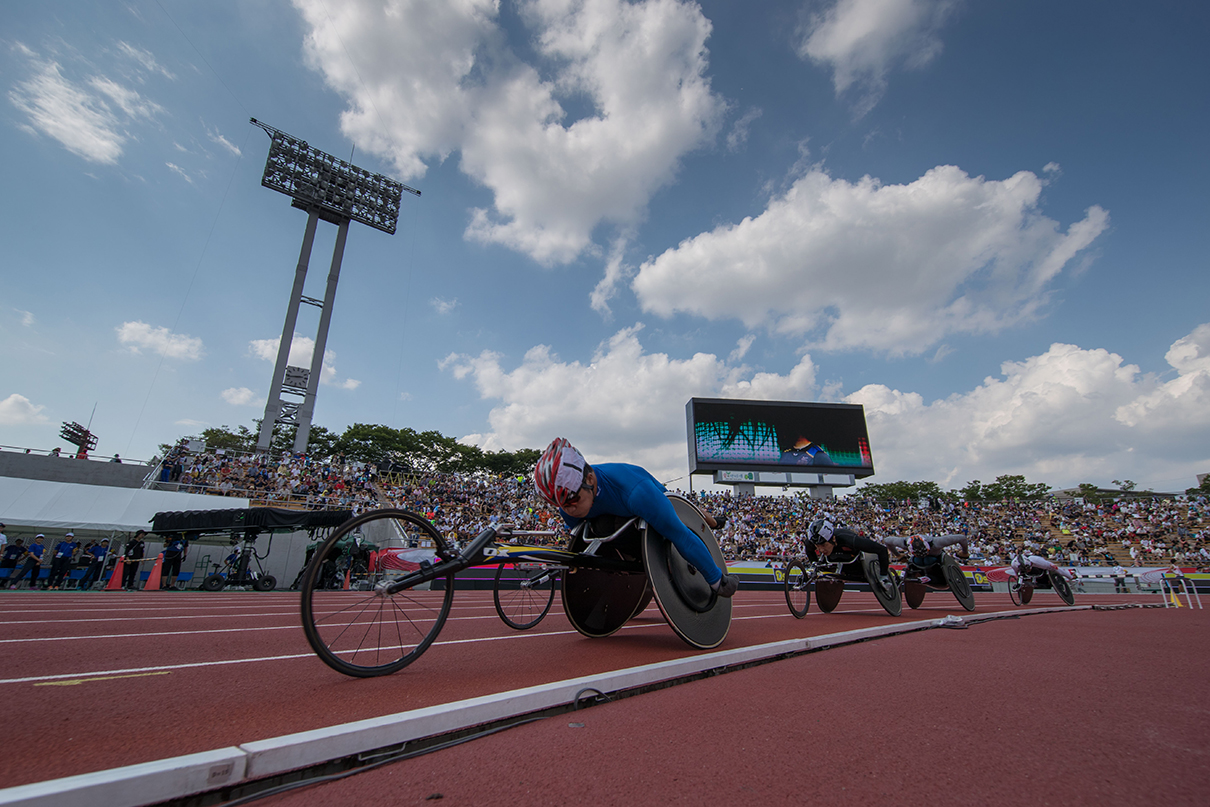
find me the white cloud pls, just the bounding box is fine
[116,321,204,360]
[633,165,1109,355]
[726,106,762,152]
[0,394,49,426]
[442,323,1210,493]
[165,162,193,183]
[799,0,961,116]
[206,125,242,157]
[430,297,458,315]
[221,387,257,406]
[850,323,1210,490]
[294,0,726,266]
[15,309,35,327]
[116,41,175,80]
[9,52,128,164]
[248,335,359,389]
[441,323,817,481]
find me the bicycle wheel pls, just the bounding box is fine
[944,555,975,611]
[494,563,556,630]
[1049,570,1075,606]
[784,560,810,618]
[300,509,455,677]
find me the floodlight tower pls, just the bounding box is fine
[250,118,419,455]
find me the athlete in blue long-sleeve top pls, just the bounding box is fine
[533,438,739,597]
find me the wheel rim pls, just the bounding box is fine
[494,563,556,629]
[784,561,810,618]
[301,509,455,677]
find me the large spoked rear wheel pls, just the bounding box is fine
[301,509,455,677]
[494,563,556,630]
[1049,570,1075,606]
[784,560,811,618]
[944,555,976,611]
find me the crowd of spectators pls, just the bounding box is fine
[148,444,1209,569]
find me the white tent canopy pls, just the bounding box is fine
[0,477,248,538]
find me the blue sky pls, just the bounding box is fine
[2,0,1207,494]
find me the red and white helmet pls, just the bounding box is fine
[907,535,930,556]
[533,438,589,508]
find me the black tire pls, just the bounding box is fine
[300,509,455,677]
[494,563,556,630]
[253,574,277,592]
[1008,578,1022,606]
[1049,570,1075,606]
[944,555,975,611]
[784,560,810,618]
[863,554,902,617]
[201,574,225,592]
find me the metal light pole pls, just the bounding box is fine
[250,119,419,455]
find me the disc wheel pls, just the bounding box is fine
[201,574,224,592]
[784,560,811,618]
[863,554,902,617]
[943,555,976,611]
[300,509,455,678]
[253,574,277,592]
[1049,570,1075,606]
[904,579,926,609]
[815,579,844,613]
[494,563,556,630]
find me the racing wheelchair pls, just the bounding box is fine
[900,552,975,611]
[1002,551,1075,606]
[783,544,902,618]
[299,494,732,677]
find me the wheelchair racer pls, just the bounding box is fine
[533,438,739,597]
[1009,550,1072,582]
[883,534,970,582]
[805,517,894,591]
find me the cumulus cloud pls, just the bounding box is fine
[116,321,204,360]
[442,323,1210,492]
[0,394,49,426]
[14,309,35,327]
[633,165,1109,355]
[9,44,163,164]
[430,297,458,315]
[248,334,360,389]
[851,323,1210,490]
[441,323,817,479]
[221,387,257,406]
[799,0,962,116]
[293,0,725,266]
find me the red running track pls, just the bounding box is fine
[258,606,1210,807]
[0,586,1169,794]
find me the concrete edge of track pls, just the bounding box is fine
[0,604,1094,807]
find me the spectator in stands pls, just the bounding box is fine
[122,531,146,590]
[0,523,6,552]
[11,534,46,589]
[50,447,61,457]
[47,533,79,590]
[78,539,109,590]
[1,538,24,582]
[110,454,122,463]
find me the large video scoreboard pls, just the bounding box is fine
[686,398,874,478]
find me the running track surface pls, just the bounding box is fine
[0,587,1202,802]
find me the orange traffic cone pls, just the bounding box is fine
[144,553,165,591]
[343,568,351,590]
[105,557,125,591]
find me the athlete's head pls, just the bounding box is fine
[907,535,929,556]
[808,518,835,544]
[533,438,591,510]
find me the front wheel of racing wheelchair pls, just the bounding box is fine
[300,509,457,678]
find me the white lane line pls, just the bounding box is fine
[0,608,827,685]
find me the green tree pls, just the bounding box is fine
[981,474,1052,501]
[1076,483,1104,503]
[1112,479,1137,492]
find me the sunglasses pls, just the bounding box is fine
[562,479,592,507]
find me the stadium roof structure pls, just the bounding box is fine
[151,507,351,536]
